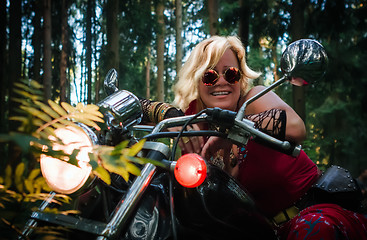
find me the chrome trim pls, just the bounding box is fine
[20,192,56,239]
[97,163,157,239]
[143,141,171,159]
[98,90,143,130]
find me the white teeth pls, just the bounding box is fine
[211,91,229,96]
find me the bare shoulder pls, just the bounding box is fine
[244,85,266,100]
[242,85,289,115]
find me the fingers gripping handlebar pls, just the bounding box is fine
[206,108,301,157]
[152,107,301,157]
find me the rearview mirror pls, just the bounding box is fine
[104,68,119,96]
[280,39,328,85]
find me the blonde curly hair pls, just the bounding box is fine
[173,36,261,112]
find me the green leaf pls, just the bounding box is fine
[113,140,129,153]
[14,81,43,95]
[43,127,57,138]
[24,179,34,194]
[59,120,80,129]
[39,131,49,140]
[83,104,104,117]
[128,139,146,157]
[61,102,76,113]
[76,102,84,111]
[34,100,60,119]
[82,104,100,112]
[88,154,99,169]
[72,117,100,131]
[20,106,52,123]
[12,97,32,106]
[29,79,43,89]
[9,116,29,123]
[28,169,41,180]
[74,112,104,123]
[93,166,111,185]
[68,149,80,167]
[4,165,12,189]
[0,133,39,152]
[127,156,166,168]
[125,162,141,176]
[49,100,68,116]
[15,163,25,192]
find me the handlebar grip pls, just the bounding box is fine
[206,108,236,127]
[253,137,301,157]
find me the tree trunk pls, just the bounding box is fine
[32,0,41,83]
[8,0,22,167]
[208,0,219,36]
[156,0,165,102]
[238,0,250,50]
[106,0,119,75]
[175,0,183,74]
[43,0,52,101]
[0,0,7,134]
[93,6,99,103]
[60,0,68,103]
[86,0,93,104]
[9,0,22,130]
[290,0,306,121]
[146,47,151,99]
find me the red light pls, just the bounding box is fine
[174,153,207,188]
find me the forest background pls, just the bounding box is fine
[1,0,367,177]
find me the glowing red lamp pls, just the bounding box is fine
[174,153,207,188]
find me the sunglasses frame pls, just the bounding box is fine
[202,67,242,86]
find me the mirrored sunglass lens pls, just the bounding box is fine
[225,67,240,84]
[202,70,218,85]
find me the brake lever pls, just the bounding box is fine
[228,118,301,157]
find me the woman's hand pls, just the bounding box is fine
[201,136,239,177]
[168,124,204,154]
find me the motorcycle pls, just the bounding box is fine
[19,39,328,240]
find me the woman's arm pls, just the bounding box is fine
[243,86,306,144]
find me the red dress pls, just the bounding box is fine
[238,141,319,217]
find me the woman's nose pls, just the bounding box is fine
[216,73,227,85]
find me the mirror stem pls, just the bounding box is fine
[236,76,289,121]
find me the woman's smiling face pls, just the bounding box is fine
[198,49,241,111]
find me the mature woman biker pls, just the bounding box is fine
[141,35,367,239]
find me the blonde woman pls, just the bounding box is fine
[173,35,305,153]
[170,35,367,240]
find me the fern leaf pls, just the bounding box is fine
[28,169,41,180]
[43,127,57,138]
[72,117,101,131]
[49,100,68,116]
[128,139,146,157]
[82,105,104,117]
[125,162,141,176]
[29,79,43,89]
[93,166,111,185]
[59,120,80,129]
[61,102,75,113]
[34,100,60,119]
[15,163,25,192]
[73,112,104,123]
[13,89,34,99]
[76,102,84,111]
[21,106,52,123]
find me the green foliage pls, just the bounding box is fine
[301,2,367,175]
[0,79,151,237]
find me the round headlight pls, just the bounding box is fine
[40,126,93,194]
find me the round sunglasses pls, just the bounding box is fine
[202,67,241,86]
